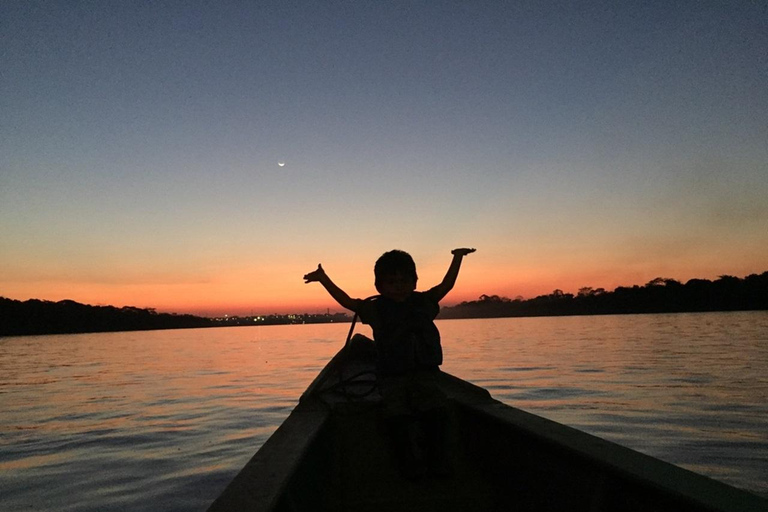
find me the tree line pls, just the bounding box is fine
[438,272,768,319]
[3,271,766,335]
[0,298,215,336]
[0,298,352,336]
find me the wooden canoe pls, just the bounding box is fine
[207,334,766,512]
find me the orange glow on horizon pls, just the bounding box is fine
[3,249,765,317]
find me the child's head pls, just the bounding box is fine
[374,250,418,301]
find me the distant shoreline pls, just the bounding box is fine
[2,305,767,338]
[2,271,766,337]
[439,272,768,320]
[0,297,354,337]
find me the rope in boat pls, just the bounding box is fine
[344,310,359,349]
[318,298,380,401]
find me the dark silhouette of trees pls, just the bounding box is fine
[439,272,768,319]
[0,298,354,336]
[0,298,214,336]
[3,271,765,335]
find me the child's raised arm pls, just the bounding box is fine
[428,248,476,302]
[303,264,358,311]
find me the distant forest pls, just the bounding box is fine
[439,272,768,319]
[0,298,349,337]
[0,298,214,337]
[2,272,766,336]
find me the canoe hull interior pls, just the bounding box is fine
[207,338,766,512]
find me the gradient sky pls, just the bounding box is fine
[2,1,767,316]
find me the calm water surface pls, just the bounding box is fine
[1,312,766,511]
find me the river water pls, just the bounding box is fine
[1,311,766,511]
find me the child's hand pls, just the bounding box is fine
[303,264,327,283]
[451,248,476,256]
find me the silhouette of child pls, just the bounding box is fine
[303,248,475,477]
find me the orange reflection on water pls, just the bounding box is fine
[0,452,68,471]
[2,313,767,504]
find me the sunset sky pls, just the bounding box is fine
[2,2,766,316]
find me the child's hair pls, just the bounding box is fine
[374,250,418,288]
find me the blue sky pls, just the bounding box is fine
[2,1,766,315]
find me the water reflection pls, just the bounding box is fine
[438,312,768,498]
[1,312,766,511]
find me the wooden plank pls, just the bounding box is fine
[207,343,768,512]
[206,399,329,512]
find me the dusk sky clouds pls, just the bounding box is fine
[2,1,766,315]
